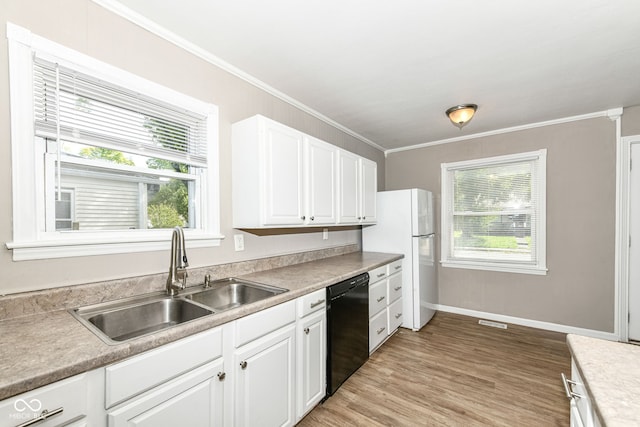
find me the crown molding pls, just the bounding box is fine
[385,109,622,155]
[90,0,385,153]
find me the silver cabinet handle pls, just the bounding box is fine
[310,216,315,221]
[363,216,366,220]
[394,265,401,270]
[377,273,385,278]
[301,216,306,220]
[376,327,386,335]
[394,286,402,291]
[376,296,385,303]
[561,373,584,400]
[310,299,325,308]
[304,327,310,335]
[217,372,226,381]
[395,313,402,319]
[357,217,362,220]
[15,407,63,427]
[240,361,248,370]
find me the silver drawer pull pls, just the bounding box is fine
[240,361,248,370]
[394,265,401,270]
[304,327,310,335]
[15,407,64,427]
[376,273,385,278]
[217,372,226,381]
[376,326,386,335]
[394,286,402,291]
[395,313,402,319]
[561,373,584,400]
[376,296,385,303]
[310,299,325,308]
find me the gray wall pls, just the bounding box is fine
[386,115,619,332]
[0,0,385,294]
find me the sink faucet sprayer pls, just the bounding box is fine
[167,226,189,296]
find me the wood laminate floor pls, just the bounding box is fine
[299,311,571,427]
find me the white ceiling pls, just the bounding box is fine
[105,0,640,151]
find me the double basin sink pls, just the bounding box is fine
[70,278,288,345]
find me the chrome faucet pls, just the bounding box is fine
[167,226,189,296]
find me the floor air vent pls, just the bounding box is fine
[478,319,508,329]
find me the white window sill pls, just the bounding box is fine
[6,231,224,261]
[441,259,548,276]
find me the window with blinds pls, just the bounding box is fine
[32,56,209,232]
[441,150,547,275]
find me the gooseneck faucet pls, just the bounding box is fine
[167,226,189,296]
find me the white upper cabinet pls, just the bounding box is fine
[232,115,376,228]
[233,116,304,227]
[305,136,337,225]
[337,151,377,224]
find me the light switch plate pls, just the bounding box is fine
[234,234,245,251]
[323,228,329,240]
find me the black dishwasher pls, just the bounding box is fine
[326,272,369,396]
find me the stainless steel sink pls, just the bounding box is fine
[70,294,214,345]
[184,278,288,312]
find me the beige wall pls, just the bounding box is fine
[622,105,640,136]
[0,0,384,294]
[386,116,618,332]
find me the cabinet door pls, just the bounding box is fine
[337,150,360,224]
[306,137,336,225]
[234,324,296,427]
[108,359,224,427]
[360,158,377,223]
[296,309,326,421]
[263,121,305,225]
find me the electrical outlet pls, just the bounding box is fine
[234,234,245,251]
[323,228,329,240]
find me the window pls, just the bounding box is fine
[441,150,547,275]
[6,23,221,260]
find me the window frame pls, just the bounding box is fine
[6,22,222,261]
[440,149,547,275]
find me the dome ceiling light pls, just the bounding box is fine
[446,104,478,129]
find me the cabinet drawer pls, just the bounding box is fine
[235,300,296,347]
[369,309,388,352]
[105,327,222,408]
[570,360,595,427]
[388,259,403,275]
[368,279,387,317]
[297,289,326,318]
[369,265,387,284]
[387,272,403,303]
[0,373,87,427]
[388,298,403,333]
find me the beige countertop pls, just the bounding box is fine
[567,334,640,426]
[0,251,402,401]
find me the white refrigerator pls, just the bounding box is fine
[362,188,437,331]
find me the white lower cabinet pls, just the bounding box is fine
[564,359,602,427]
[295,289,326,421]
[232,301,296,427]
[368,262,403,354]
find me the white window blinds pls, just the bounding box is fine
[441,150,547,274]
[33,57,209,167]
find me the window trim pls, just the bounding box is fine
[6,22,222,261]
[440,149,547,275]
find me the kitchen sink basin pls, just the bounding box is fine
[70,294,214,344]
[184,278,288,312]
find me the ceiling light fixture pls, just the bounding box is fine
[446,104,478,129]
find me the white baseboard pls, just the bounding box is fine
[435,304,619,342]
